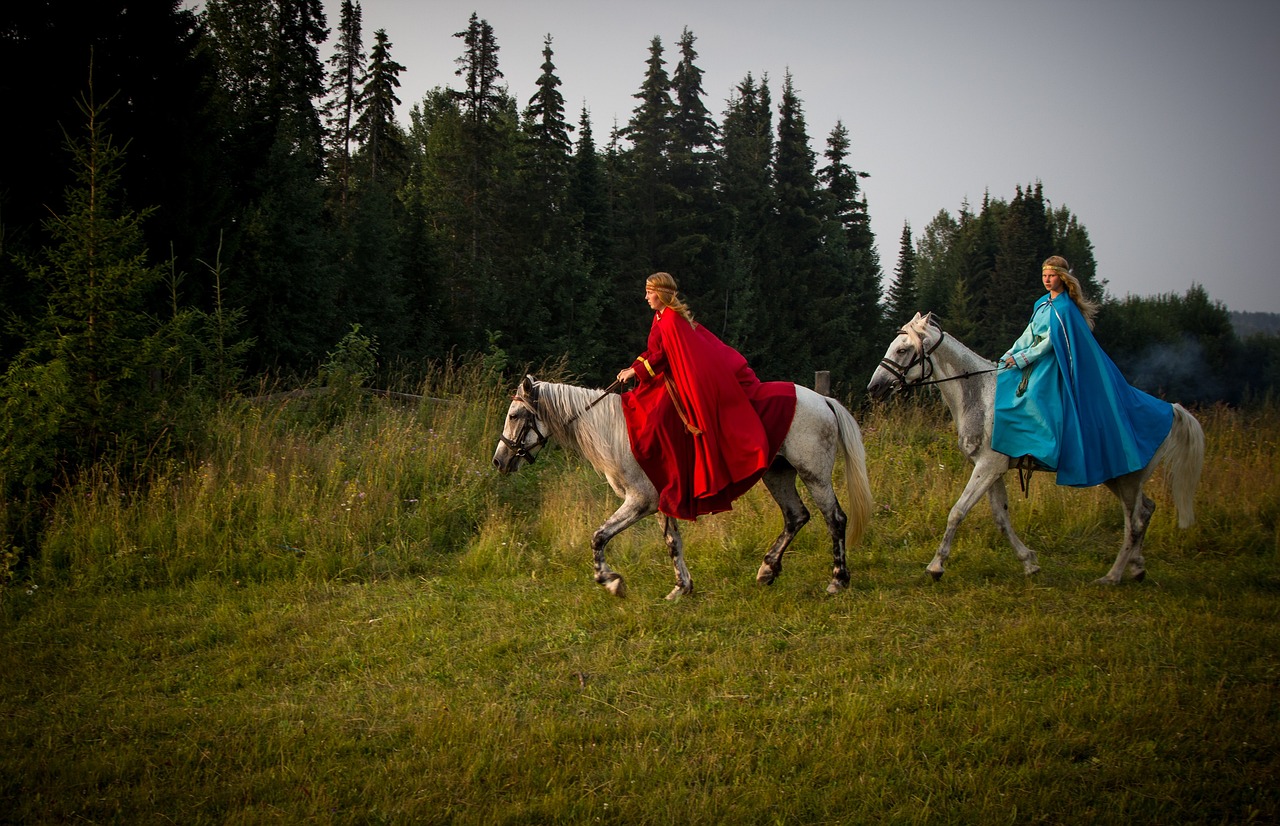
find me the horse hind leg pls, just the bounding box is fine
[795,465,850,595]
[1127,494,1156,580]
[757,462,809,587]
[659,514,693,600]
[1097,478,1155,585]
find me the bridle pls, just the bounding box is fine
[877,319,946,390]
[499,386,549,465]
[881,318,1034,495]
[879,318,999,393]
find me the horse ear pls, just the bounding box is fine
[522,374,538,401]
[910,311,923,325]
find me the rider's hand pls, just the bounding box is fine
[617,367,636,383]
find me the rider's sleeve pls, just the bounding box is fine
[631,315,668,386]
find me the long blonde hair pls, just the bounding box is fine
[646,272,696,325]
[1043,255,1099,328]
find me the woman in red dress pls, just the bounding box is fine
[616,272,785,519]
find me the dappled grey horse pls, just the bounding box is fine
[867,312,1204,584]
[493,376,873,598]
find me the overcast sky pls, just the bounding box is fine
[333,0,1279,314]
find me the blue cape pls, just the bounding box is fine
[993,294,1173,487]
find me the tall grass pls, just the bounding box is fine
[3,382,1277,823]
[34,361,513,589]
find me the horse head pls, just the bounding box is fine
[867,312,945,401]
[493,375,550,473]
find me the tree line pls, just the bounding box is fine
[1,1,1273,559]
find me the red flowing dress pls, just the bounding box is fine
[620,309,796,520]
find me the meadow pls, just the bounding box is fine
[2,366,1278,824]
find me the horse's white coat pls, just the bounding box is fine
[868,313,1204,584]
[494,376,872,598]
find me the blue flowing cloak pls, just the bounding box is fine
[992,294,1173,487]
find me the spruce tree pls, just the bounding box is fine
[665,28,721,294]
[355,28,407,186]
[520,34,574,239]
[619,35,675,273]
[914,208,961,316]
[886,222,920,324]
[819,119,883,383]
[1,90,178,492]
[716,72,775,352]
[769,71,851,381]
[453,12,505,125]
[204,0,337,369]
[323,0,365,213]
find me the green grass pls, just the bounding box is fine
[2,385,1278,824]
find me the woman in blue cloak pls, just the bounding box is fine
[991,256,1173,487]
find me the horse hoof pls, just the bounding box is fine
[826,580,846,596]
[1024,564,1041,576]
[665,585,692,601]
[1132,570,1146,583]
[928,568,944,582]
[604,577,627,598]
[756,562,778,585]
[1092,576,1120,586]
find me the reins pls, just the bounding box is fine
[884,318,1036,497]
[879,322,998,393]
[910,365,1000,389]
[563,379,622,427]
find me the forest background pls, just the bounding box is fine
[1,0,1278,561]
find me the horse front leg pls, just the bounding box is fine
[757,463,809,587]
[986,476,1040,575]
[658,514,693,600]
[591,495,657,597]
[928,460,1002,580]
[1098,477,1155,585]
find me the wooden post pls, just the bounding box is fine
[814,370,831,396]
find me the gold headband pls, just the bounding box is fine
[1042,265,1069,277]
[647,284,676,295]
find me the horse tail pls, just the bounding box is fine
[1162,403,1205,528]
[824,397,873,548]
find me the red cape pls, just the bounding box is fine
[620,310,796,520]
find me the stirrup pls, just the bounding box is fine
[1011,455,1046,497]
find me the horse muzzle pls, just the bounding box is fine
[867,370,901,402]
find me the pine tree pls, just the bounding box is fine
[988,184,1052,349]
[570,107,611,268]
[819,119,883,384]
[203,0,337,369]
[914,208,961,316]
[0,0,228,351]
[886,222,919,324]
[453,12,504,125]
[268,0,330,166]
[1048,205,1100,298]
[355,28,407,186]
[520,34,574,238]
[769,71,851,381]
[664,27,721,295]
[1,90,178,491]
[323,0,365,212]
[618,35,675,272]
[716,73,774,354]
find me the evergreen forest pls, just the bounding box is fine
[2,1,1277,557]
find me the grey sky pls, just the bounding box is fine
[341,0,1280,313]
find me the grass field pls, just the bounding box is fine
[2,375,1277,824]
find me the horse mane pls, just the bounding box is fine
[905,312,993,371]
[535,382,630,472]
